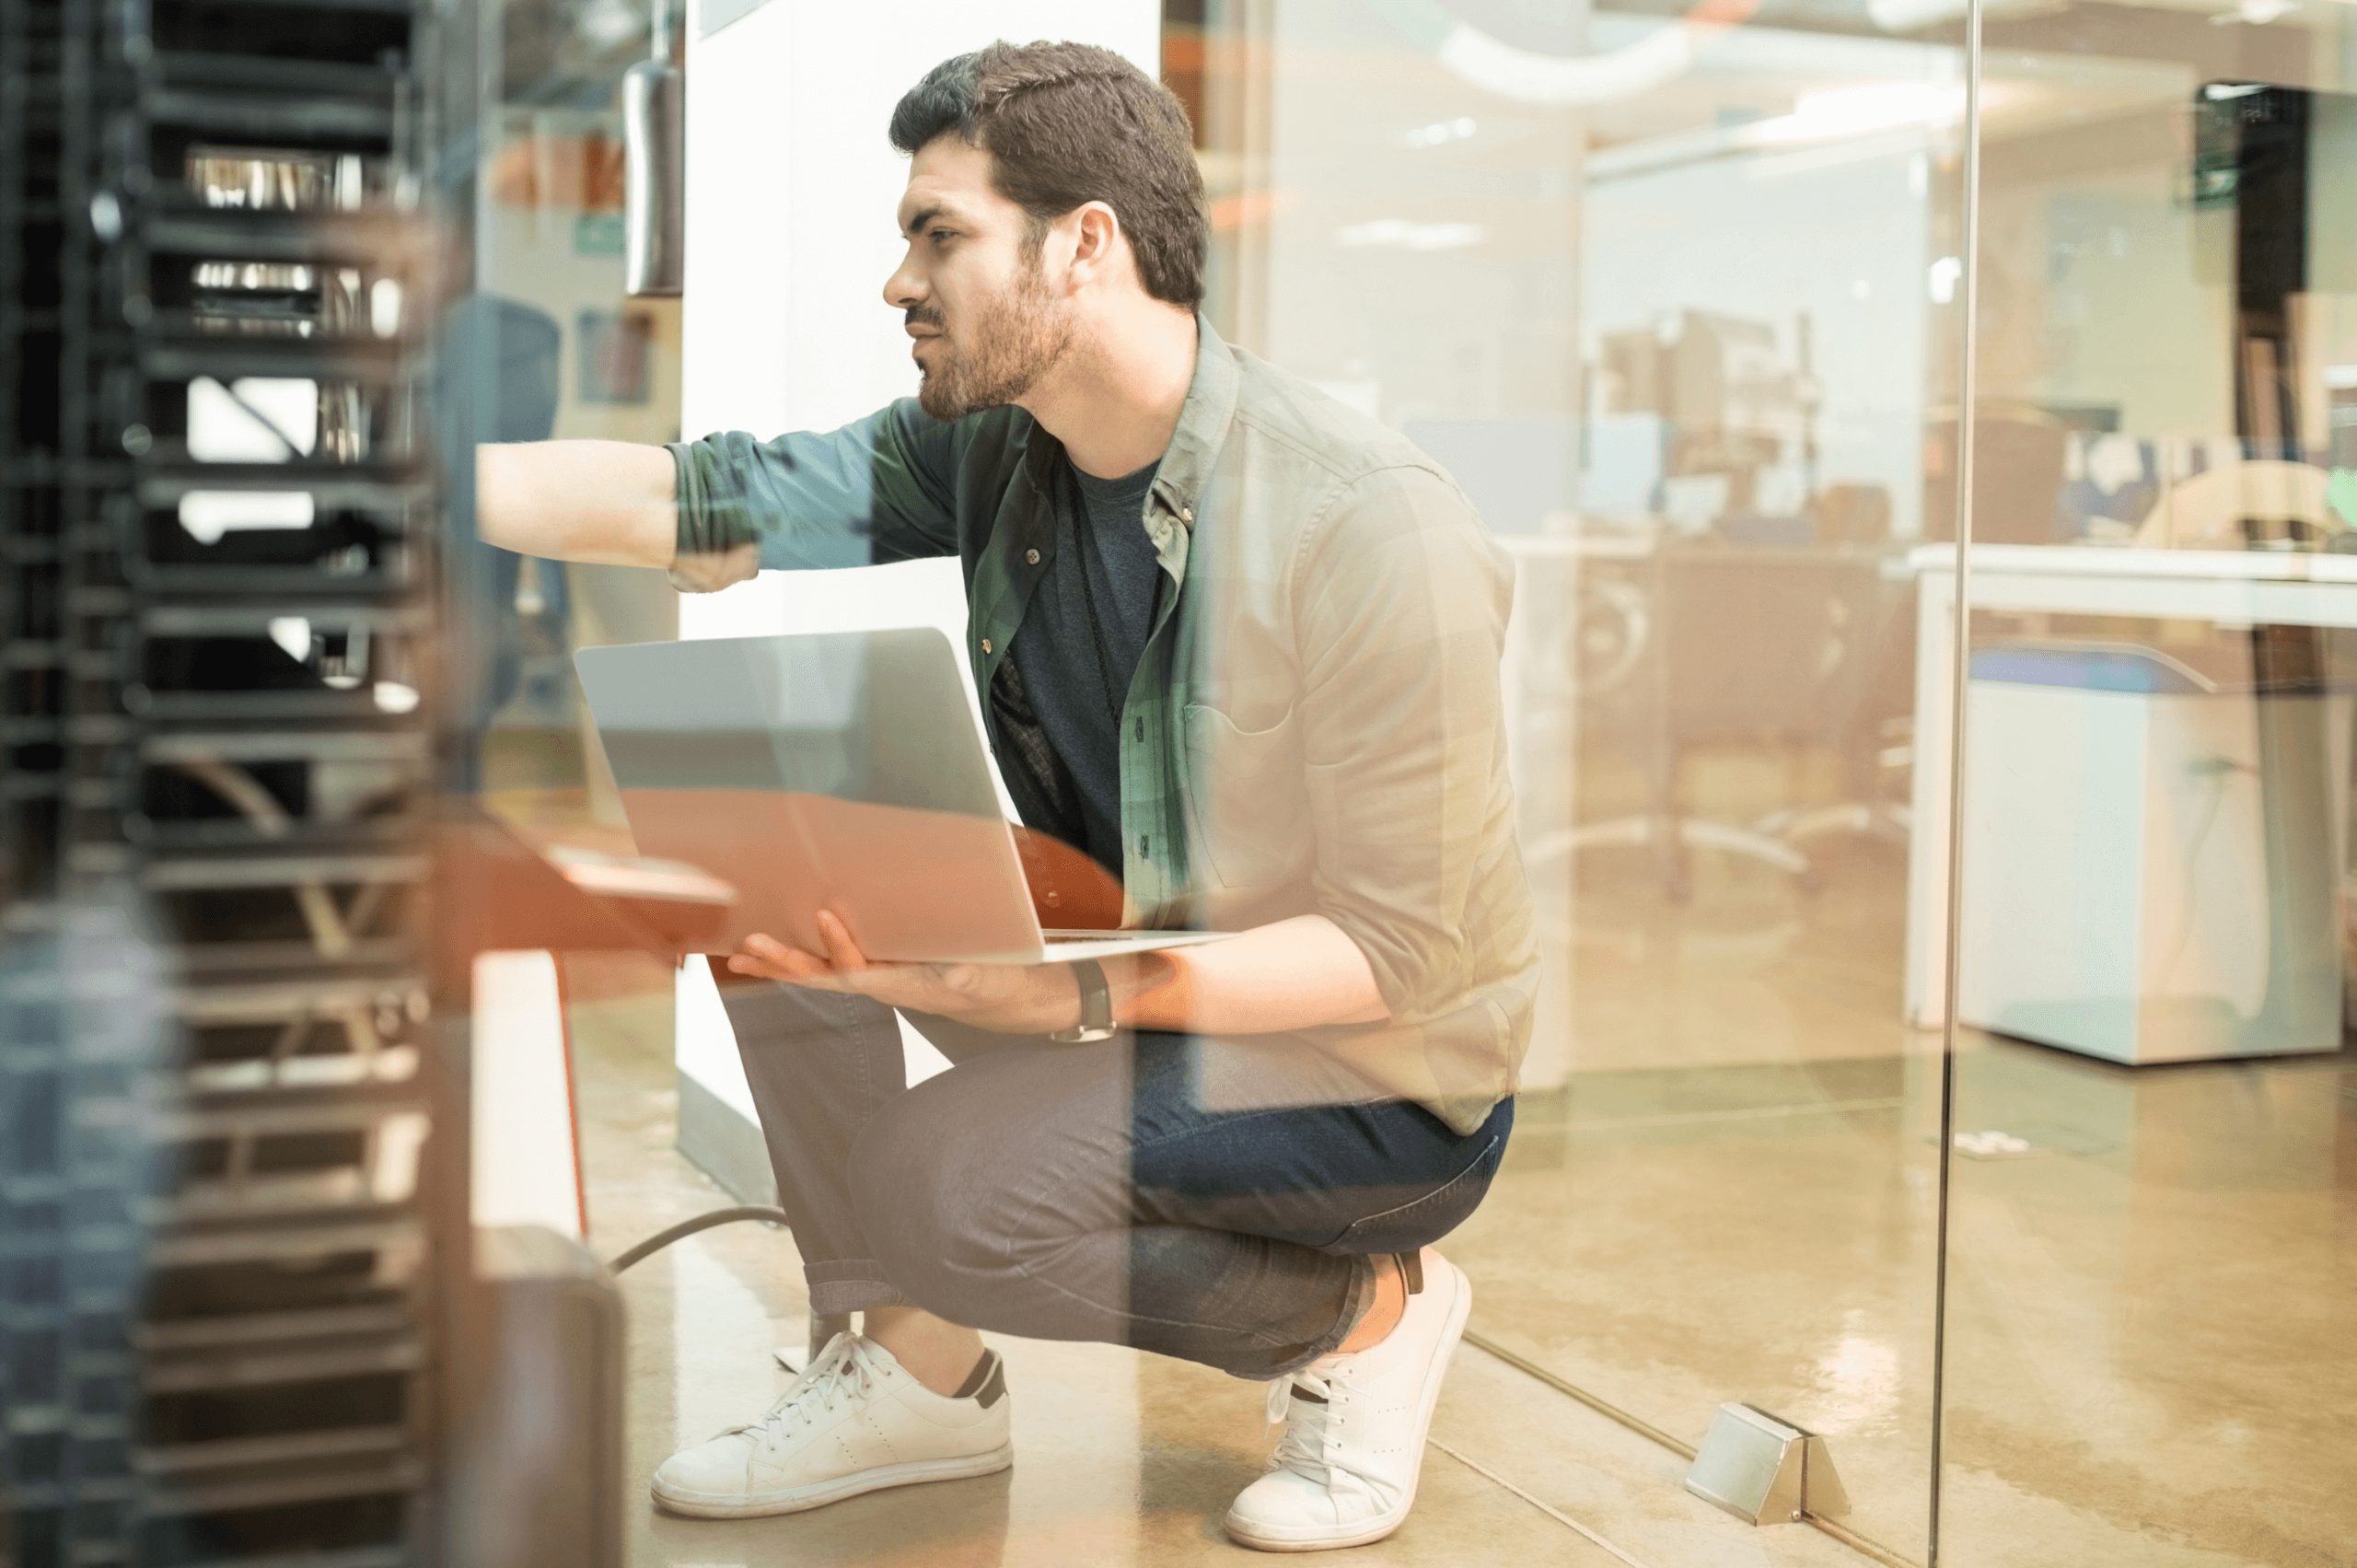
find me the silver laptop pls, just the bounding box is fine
[574,628,1227,966]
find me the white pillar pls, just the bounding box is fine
[668,0,1162,1179]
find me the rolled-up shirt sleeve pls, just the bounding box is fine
[665,398,960,589]
[1294,465,1516,1019]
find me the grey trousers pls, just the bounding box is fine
[717,977,1513,1380]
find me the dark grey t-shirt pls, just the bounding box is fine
[1006,457,1162,874]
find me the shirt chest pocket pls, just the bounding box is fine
[1181,702,1308,889]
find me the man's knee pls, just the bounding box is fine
[844,1082,1010,1303]
[849,1073,1115,1320]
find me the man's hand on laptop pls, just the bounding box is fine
[725,911,1086,1035]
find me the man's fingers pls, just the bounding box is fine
[736,934,829,981]
[727,951,858,993]
[814,911,867,971]
[730,923,992,1013]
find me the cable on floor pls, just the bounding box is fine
[608,1204,793,1273]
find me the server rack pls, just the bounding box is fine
[3,0,456,1560]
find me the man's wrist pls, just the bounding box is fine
[1113,951,1187,1033]
[954,963,1082,1035]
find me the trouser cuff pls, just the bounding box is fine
[1252,1253,1379,1380]
[805,1259,910,1318]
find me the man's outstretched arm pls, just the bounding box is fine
[475,440,678,566]
[477,418,941,591]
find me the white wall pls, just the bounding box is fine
[1977,149,2235,441]
[679,1,1160,444]
[670,0,1160,1121]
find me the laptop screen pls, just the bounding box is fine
[575,626,1001,819]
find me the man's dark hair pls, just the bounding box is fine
[889,41,1207,310]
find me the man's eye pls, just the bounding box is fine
[930,229,955,244]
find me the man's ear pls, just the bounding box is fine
[1066,201,1122,291]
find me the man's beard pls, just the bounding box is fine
[914,261,1071,421]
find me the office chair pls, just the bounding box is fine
[1752,563,1916,852]
[2133,459,2345,549]
[1537,544,1882,900]
[1922,408,2072,545]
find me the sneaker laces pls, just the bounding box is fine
[1263,1361,1352,1487]
[729,1331,888,1443]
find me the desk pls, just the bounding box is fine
[1904,544,2357,1028]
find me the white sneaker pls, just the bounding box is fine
[1225,1253,1472,1552]
[651,1332,1012,1519]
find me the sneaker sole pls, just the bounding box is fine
[650,1442,1015,1520]
[1223,1260,1474,1554]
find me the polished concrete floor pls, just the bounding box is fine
[1449,837,2357,1568]
[563,958,1872,1568]
[1449,839,1945,1562]
[1937,1032,2356,1568]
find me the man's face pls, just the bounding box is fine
[884,138,1073,422]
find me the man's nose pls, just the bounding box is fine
[883,259,923,311]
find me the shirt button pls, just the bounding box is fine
[1180,506,1194,523]
[1025,548,1040,565]
[981,638,993,655]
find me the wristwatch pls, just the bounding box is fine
[1050,958,1117,1042]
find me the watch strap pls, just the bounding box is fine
[1051,958,1115,1041]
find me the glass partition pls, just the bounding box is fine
[1942,0,2357,1560]
[1181,1,1972,1558]
[459,11,683,851]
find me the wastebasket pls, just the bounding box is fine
[1956,639,2348,1063]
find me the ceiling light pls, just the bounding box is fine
[1399,116,1479,148]
[1747,82,1967,147]
[1430,12,1701,105]
[1334,218,1488,251]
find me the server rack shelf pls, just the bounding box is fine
[3,0,450,1559]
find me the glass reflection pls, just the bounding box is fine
[1942,7,2357,1559]
[1186,0,1965,1558]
